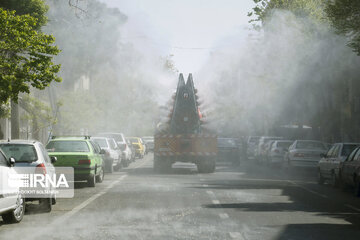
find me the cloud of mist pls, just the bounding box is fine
[43,0,177,137]
[198,10,360,139]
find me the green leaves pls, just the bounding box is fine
[0,8,61,104]
[325,0,360,55]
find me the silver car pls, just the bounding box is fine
[246,136,260,159]
[91,137,121,172]
[0,150,24,223]
[98,132,133,164]
[256,136,283,163]
[318,143,360,186]
[268,140,294,165]
[0,140,57,212]
[284,140,328,169]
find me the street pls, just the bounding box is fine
[1,154,360,240]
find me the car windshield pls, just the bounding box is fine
[296,141,325,150]
[0,144,38,162]
[341,144,359,156]
[218,138,237,147]
[92,139,109,148]
[46,141,90,152]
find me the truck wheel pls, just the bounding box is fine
[154,157,171,173]
[154,159,160,173]
[197,158,215,173]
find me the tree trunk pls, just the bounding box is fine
[11,101,20,139]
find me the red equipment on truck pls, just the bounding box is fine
[154,73,217,173]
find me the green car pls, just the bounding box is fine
[46,136,105,187]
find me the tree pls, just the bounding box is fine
[0,8,61,104]
[0,0,48,29]
[326,0,360,55]
[248,0,327,25]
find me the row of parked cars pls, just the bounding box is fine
[246,136,360,197]
[0,133,154,224]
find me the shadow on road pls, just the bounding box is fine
[274,223,360,240]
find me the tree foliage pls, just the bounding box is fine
[0,8,61,104]
[0,0,49,29]
[325,0,360,55]
[248,0,327,25]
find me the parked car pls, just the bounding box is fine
[246,136,260,159]
[97,132,132,165]
[139,138,147,155]
[318,143,360,186]
[46,136,104,187]
[0,140,57,212]
[0,150,25,223]
[142,136,154,153]
[284,140,328,169]
[338,146,360,196]
[256,136,283,163]
[91,137,122,171]
[267,140,294,165]
[217,138,241,165]
[127,137,145,158]
[126,139,136,161]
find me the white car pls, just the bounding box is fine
[284,140,328,169]
[0,140,57,212]
[98,133,133,163]
[91,137,121,172]
[268,140,294,164]
[0,150,25,223]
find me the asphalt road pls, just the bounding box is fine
[1,154,360,240]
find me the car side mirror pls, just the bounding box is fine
[50,156,57,164]
[100,149,106,154]
[9,157,15,167]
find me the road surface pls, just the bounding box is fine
[1,154,360,239]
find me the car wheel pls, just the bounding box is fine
[39,198,52,213]
[108,160,114,173]
[96,167,104,183]
[2,195,25,223]
[354,177,360,197]
[317,170,325,185]
[331,172,338,188]
[87,174,96,187]
[122,159,129,168]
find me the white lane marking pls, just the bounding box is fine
[53,157,152,224]
[288,180,328,199]
[212,200,220,204]
[57,175,127,221]
[219,213,229,219]
[345,204,360,212]
[229,232,245,240]
[203,184,209,187]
